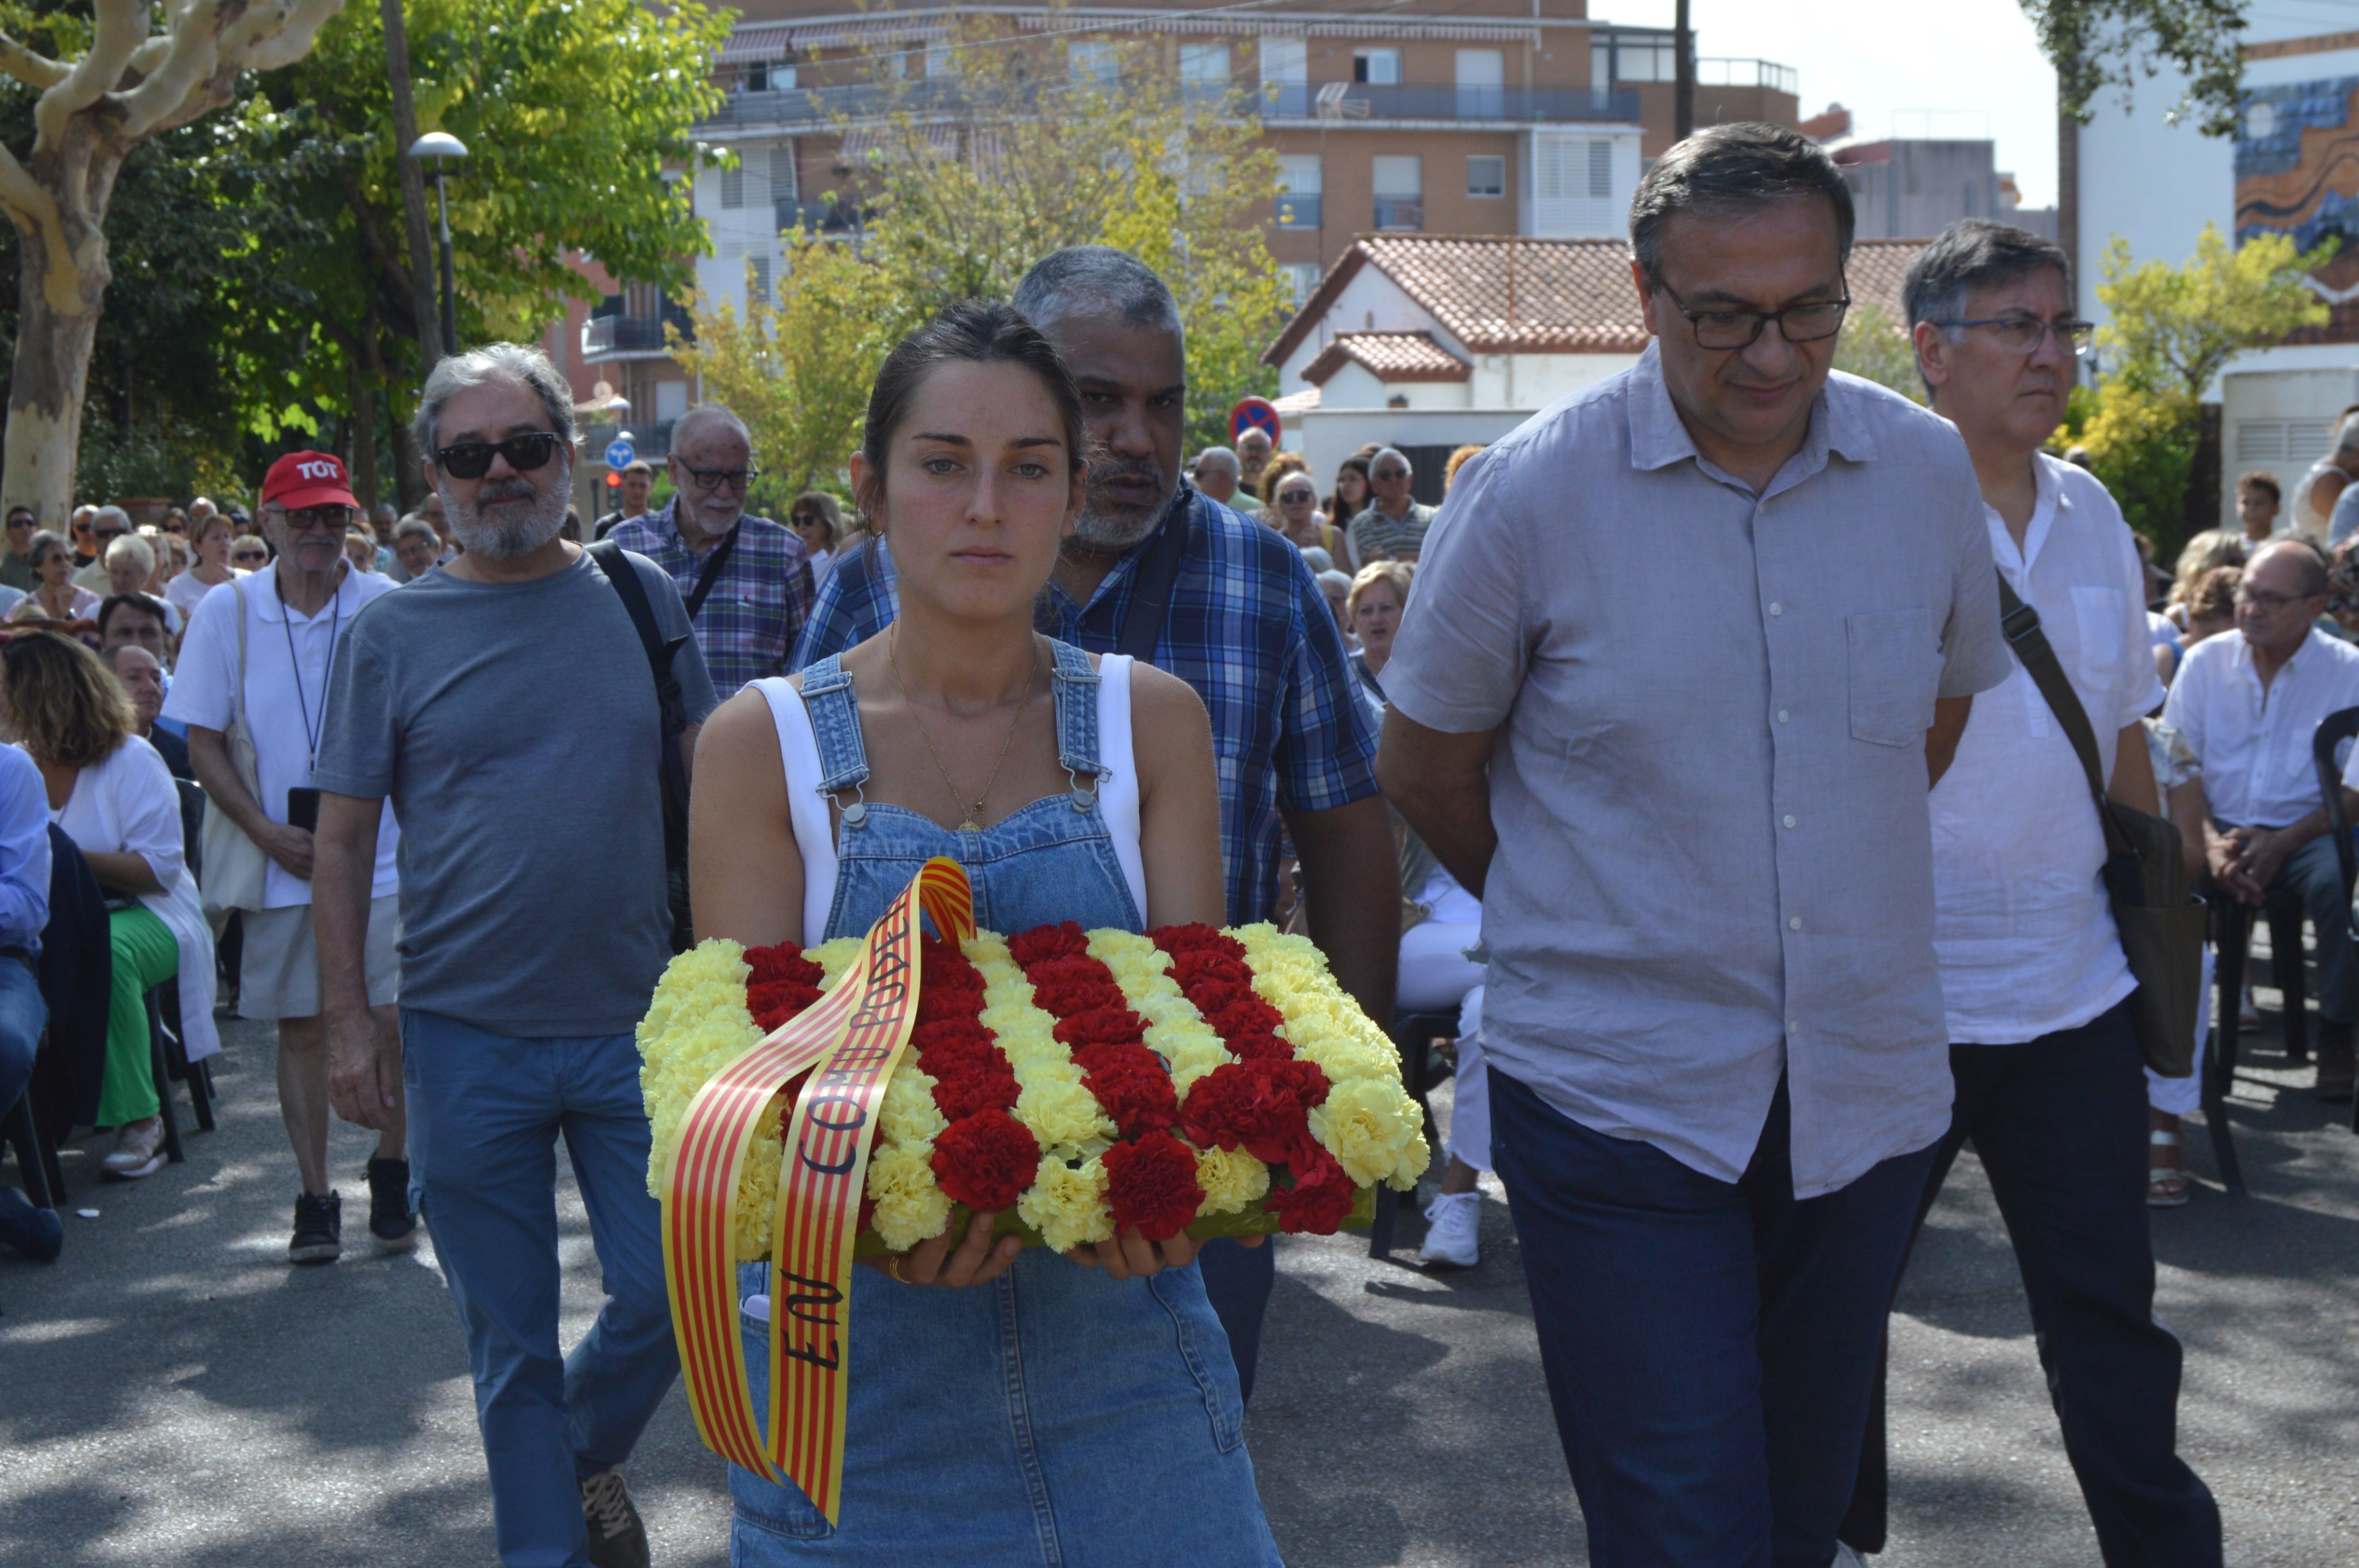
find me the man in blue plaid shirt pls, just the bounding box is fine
[610,406,814,696]
[796,247,1398,1400]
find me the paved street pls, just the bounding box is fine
[5,1007,2356,1567]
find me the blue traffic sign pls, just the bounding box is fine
[1230,397,1280,445]
[604,439,635,469]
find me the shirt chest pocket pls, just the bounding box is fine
[1845,607,1937,747]
[2070,585,2125,679]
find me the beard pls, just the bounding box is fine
[1071,452,1177,553]
[442,473,569,561]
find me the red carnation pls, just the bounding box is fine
[913,1017,995,1056]
[915,982,986,1024]
[1009,922,1092,966]
[746,942,824,987]
[1180,1060,1311,1165]
[750,981,823,1033]
[1168,951,1250,989]
[1267,1057,1332,1111]
[931,1060,1022,1122]
[1181,977,1250,1015]
[1266,1145,1356,1234]
[1088,1066,1183,1141]
[1022,954,1114,989]
[1151,924,1246,960]
[1029,979,1126,1018]
[1103,1130,1206,1241]
[929,1110,1040,1213]
[1207,995,1286,1039]
[1223,1031,1294,1062]
[1071,1039,1163,1077]
[1053,1006,1150,1048]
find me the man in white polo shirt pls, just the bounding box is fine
[2165,535,2359,1104]
[1838,220,2220,1567]
[164,451,409,1265]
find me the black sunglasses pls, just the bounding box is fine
[434,432,564,480]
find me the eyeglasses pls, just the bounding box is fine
[1372,467,1410,482]
[680,464,760,492]
[231,549,268,565]
[1931,315,2097,355]
[2236,584,2318,613]
[1656,279,1851,350]
[93,527,127,544]
[433,432,564,479]
[1277,489,1316,504]
[267,505,353,534]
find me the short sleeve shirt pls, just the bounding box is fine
[1381,346,2012,1198]
[608,501,814,696]
[162,565,401,909]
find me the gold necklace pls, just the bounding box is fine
[888,627,1040,833]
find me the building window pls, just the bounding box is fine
[1354,48,1401,86]
[1282,263,1320,308]
[749,255,772,305]
[1589,140,1612,198]
[771,144,797,204]
[1615,41,1677,82]
[1277,154,1322,228]
[1070,41,1119,87]
[1181,43,1230,87]
[1591,42,1610,86]
[719,162,745,210]
[1456,49,1503,117]
[747,60,795,92]
[1373,154,1422,230]
[925,39,951,77]
[1467,155,1506,198]
[1261,36,1306,87]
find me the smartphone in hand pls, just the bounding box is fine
[286,787,321,832]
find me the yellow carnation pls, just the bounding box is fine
[809,937,865,989]
[878,1065,948,1151]
[1194,1144,1271,1215]
[1015,1074,1118,1157]
[1018,1155,1113,1251]
[1308,1077,1432,1188]
[732,1106,786,1261]
[865,1142,952,1251]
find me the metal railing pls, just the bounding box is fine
[1274,193,1321,229]
[1372,195,1423,231]
[1696,58,1799,96]
[582,313,693,356]
[776,197,870,234]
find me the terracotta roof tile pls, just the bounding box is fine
[1267,235,1928,367]
[1302,331,1472,386]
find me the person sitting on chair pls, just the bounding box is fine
[0,740,53,1259]
[2,629,216,1180]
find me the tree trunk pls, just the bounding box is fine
[2,124,122,530]
[345,353,379,512]
[380,0,443,368]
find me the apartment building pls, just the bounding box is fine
[569,2,1800,454]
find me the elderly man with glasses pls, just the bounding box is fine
[606,404,813,697]
[1345,447,1435,565]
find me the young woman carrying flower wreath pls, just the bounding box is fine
[686,300,1281,1563]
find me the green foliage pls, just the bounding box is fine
[2078,381,2199,549]
[2024,0,2250,136]
[685,25,1294,486]
[2096,224,2332,396]
[1831,300,1926,405]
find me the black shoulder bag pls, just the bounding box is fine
[589,539,696,953]
[1995,573,2206,1076]
[1115,502,1191,661]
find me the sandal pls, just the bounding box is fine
[2148,1127,2190,1208]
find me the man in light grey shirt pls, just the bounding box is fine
[1379,123,2011,1566]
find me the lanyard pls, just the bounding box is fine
[275,573,339,769]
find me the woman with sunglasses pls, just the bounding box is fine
[8,530,100,627]
[229,535,271,571]
[787,490,843,582]
[168,511,251,622]
[690,301,1277,1564]
[3,629,217,1181]
[1268,470,1340,559]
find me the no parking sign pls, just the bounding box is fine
[1230,397,1280,447]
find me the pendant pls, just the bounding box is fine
[958,817,981,834]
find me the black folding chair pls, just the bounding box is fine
[1368,1009,1451,1259]
[2,1074,58,1208]
[2316,705,2359,1136]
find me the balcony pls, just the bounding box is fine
[776,197,870,235]
[582,303,694,362]
[1274,193,1321,229]
[697,78,968,133]
[1372,195,1423,231]
[1258,81,1639,124]
[1697,58,1799,96]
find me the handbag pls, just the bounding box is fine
[1995,574,2208,1076]
[198,578,270,923]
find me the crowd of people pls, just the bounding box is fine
[5,117,2354,1568]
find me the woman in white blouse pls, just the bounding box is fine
[3,629,216,1178]
[165,510,246,623]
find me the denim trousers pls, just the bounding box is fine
[402,1010,681,1568]
[1841,1002,2223,1566]
[0,952,42,1123]
[1196,1236,1277,1404]
[1489,1068,1935,1568]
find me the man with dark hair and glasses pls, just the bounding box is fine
[310,342,715,1568]
[1376,122,2012,1565]
[1832,217,2223,1566]
[610,403,814,696]
[164,450,413,1269]
[1,504,37,591]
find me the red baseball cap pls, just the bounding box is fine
[261,450,359,511]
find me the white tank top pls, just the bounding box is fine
[753,654,1147,942]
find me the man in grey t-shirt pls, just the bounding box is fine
[312,343,716,1568]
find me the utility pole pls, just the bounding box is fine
[1673,0,1694,142]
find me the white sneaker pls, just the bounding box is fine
[1417,1190,1480,1268]
[100,1116,165,1181]
[1832,1545,1871,1567]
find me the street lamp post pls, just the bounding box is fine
[408,131,468,354]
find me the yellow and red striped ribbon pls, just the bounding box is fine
[660,857,976,1524]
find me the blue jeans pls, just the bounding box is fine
[0,953,41,1123]
[402,1010,680,1568]
[1196,1236,1276,1404]
[1489,1069,1936,1568]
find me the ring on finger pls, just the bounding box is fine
[886,1254,908,1284]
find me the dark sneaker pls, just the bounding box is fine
[366,1157,418,1253]
[289,1190,341,1265]
[0,1185,61,1261]
[580,1469,650,1568]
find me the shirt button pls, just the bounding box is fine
[1782,814,1797,829]
[1787,1019,1800,1036]
[1789,916,1803,931]
[1769,602,1783,617]
[1777,709,1790,724]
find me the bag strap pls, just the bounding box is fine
[1116,499,1190,662]
[683,523,740,621]
[588,539,684,688]
[229,576,249,732]
[1993,571,2133,858]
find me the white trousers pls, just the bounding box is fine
[1399,920,1488,1174]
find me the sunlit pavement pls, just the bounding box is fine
[5,996,2354,1567]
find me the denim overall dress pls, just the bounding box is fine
[730,640,1282,1567]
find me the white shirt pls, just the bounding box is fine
[164,566,245,622]
[1930,454,2164,1045]
[161,564,401,908]
[2164,622,2359,827]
